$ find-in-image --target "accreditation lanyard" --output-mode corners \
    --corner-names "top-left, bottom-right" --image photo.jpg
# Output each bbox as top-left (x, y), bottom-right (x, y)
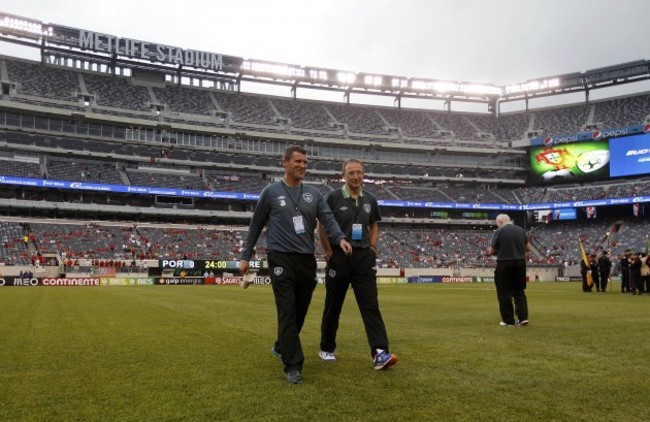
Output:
top-left (348, 195), bottom-right (364, 241)
top-left (282, 181), bottom-right (305, 234)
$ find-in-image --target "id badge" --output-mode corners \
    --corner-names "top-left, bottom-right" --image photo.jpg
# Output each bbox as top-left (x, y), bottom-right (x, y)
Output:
top-left (293, 215), bottom-right (305, 234)
top-left (351, 223), bottom-right (363, 240)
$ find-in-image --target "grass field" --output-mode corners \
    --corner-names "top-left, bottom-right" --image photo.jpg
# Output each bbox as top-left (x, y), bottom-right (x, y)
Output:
top-left (1, 282), bottom-right (649, 421)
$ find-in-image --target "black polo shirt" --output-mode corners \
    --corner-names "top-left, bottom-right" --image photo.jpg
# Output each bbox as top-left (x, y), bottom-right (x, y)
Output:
top-left (490, 222), bottom-right (527, 261)
top-left (324, 185), bottom-right (381, 249)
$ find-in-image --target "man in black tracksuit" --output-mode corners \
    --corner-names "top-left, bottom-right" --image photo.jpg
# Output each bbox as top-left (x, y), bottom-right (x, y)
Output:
top-left (317, 159), bottom-right (398, 370)
top-left (239, 145), bottom-right (352, 385)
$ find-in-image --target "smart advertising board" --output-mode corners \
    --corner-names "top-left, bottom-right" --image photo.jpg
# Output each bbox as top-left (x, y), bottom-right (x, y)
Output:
top-left (534, 208), bottom-right (578, 222)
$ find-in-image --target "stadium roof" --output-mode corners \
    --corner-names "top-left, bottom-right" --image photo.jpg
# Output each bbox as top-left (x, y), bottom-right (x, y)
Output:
top-left (2, 7), bottom-right (650, 112)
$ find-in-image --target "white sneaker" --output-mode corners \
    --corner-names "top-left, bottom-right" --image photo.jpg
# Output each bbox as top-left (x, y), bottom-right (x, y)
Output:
top-left (240, 273), bottom-right (255, 289)
top-left (318, 351), bottom-right (336, 361)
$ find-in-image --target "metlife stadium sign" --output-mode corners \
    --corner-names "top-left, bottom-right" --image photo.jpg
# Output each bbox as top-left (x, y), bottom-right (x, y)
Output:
top-left (42, 24), bottom-right (243, 74)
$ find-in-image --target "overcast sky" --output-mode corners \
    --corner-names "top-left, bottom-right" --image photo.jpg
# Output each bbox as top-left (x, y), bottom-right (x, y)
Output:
top-left (2, 0), bottom-right (650, 112)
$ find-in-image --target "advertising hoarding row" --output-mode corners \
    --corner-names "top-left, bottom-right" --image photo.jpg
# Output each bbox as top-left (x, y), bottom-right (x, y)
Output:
top-left (0, 276), bottom-right (271, 286)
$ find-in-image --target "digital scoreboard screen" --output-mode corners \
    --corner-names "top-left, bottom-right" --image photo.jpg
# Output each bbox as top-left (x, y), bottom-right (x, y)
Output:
top-left (530, 140), bottom-right (610, 184)
top-left (530, 130), bottom-right (650, 185)
top-left (159, 259), bottom-right (263, 271)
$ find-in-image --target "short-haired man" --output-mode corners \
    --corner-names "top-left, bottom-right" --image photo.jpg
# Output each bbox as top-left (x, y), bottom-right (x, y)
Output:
top-left (317, 159), bottom-right (398, 370)
top-left (488, 214), bottom-right (530, 327)
top-left (239, 145), bottom-right (352, 384)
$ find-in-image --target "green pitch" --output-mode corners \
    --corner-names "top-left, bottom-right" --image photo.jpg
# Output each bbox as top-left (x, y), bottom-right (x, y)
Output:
top-left (1, 283), bottom-right (648, 421)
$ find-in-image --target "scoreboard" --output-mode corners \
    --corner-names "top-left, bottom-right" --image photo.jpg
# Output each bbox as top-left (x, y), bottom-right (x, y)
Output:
top-left (530, 140), bottom-right (610, 184)
top-left (159, 259), bottom-right (263, 271)
top-left (530, 129), bottom-right (650, 185)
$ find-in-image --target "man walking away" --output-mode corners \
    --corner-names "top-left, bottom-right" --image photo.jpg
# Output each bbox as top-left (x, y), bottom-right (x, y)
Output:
top-left (487, 214), bottom-right (530, 327)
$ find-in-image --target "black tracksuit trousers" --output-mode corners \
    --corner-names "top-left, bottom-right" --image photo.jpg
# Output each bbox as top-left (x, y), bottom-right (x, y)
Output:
top-left (320, 247), bottom-right (389, 357)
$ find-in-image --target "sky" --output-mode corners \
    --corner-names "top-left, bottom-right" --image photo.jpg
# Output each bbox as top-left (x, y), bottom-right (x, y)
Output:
top-left (2, 0), bottom-right (650, 112)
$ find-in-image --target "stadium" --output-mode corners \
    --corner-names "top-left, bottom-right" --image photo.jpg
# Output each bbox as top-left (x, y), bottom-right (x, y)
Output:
top-left (1, 8), bottom-right (649, 422)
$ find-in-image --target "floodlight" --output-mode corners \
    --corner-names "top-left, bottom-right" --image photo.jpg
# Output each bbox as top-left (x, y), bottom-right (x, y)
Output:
top-left (391, 78), bottom-right (408, 89)
top-left (411, 80), bottom-right (459, 94)
top-left (432, 81), bottom-right (458, 94)
top-left (504, 78), bottom-right (560, 95)
top-left (337, 72), bottom-right (356, 85)
top-left (308, 69), bottom-right (328, 80)
top-left (241, 60), bottom-right (305, 79)
top-left (461, 83), bottom-right (501, 96)
top-left (0, 16), bottom-right (52, 37)
top-left (364, 75), bottom-right (383, 86)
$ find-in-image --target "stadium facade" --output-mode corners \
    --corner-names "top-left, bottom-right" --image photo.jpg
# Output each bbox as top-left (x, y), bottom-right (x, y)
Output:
top-left (0, 11), bottom-right (649, 281)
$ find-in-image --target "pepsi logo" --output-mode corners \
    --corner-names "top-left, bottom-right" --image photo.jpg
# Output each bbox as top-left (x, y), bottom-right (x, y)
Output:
top-left (643, 124), bottom-right (650, 133)
top-left (543, 137), bottom-right (553, 146)
top-left (592, 131), bottom-right (602, 140)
